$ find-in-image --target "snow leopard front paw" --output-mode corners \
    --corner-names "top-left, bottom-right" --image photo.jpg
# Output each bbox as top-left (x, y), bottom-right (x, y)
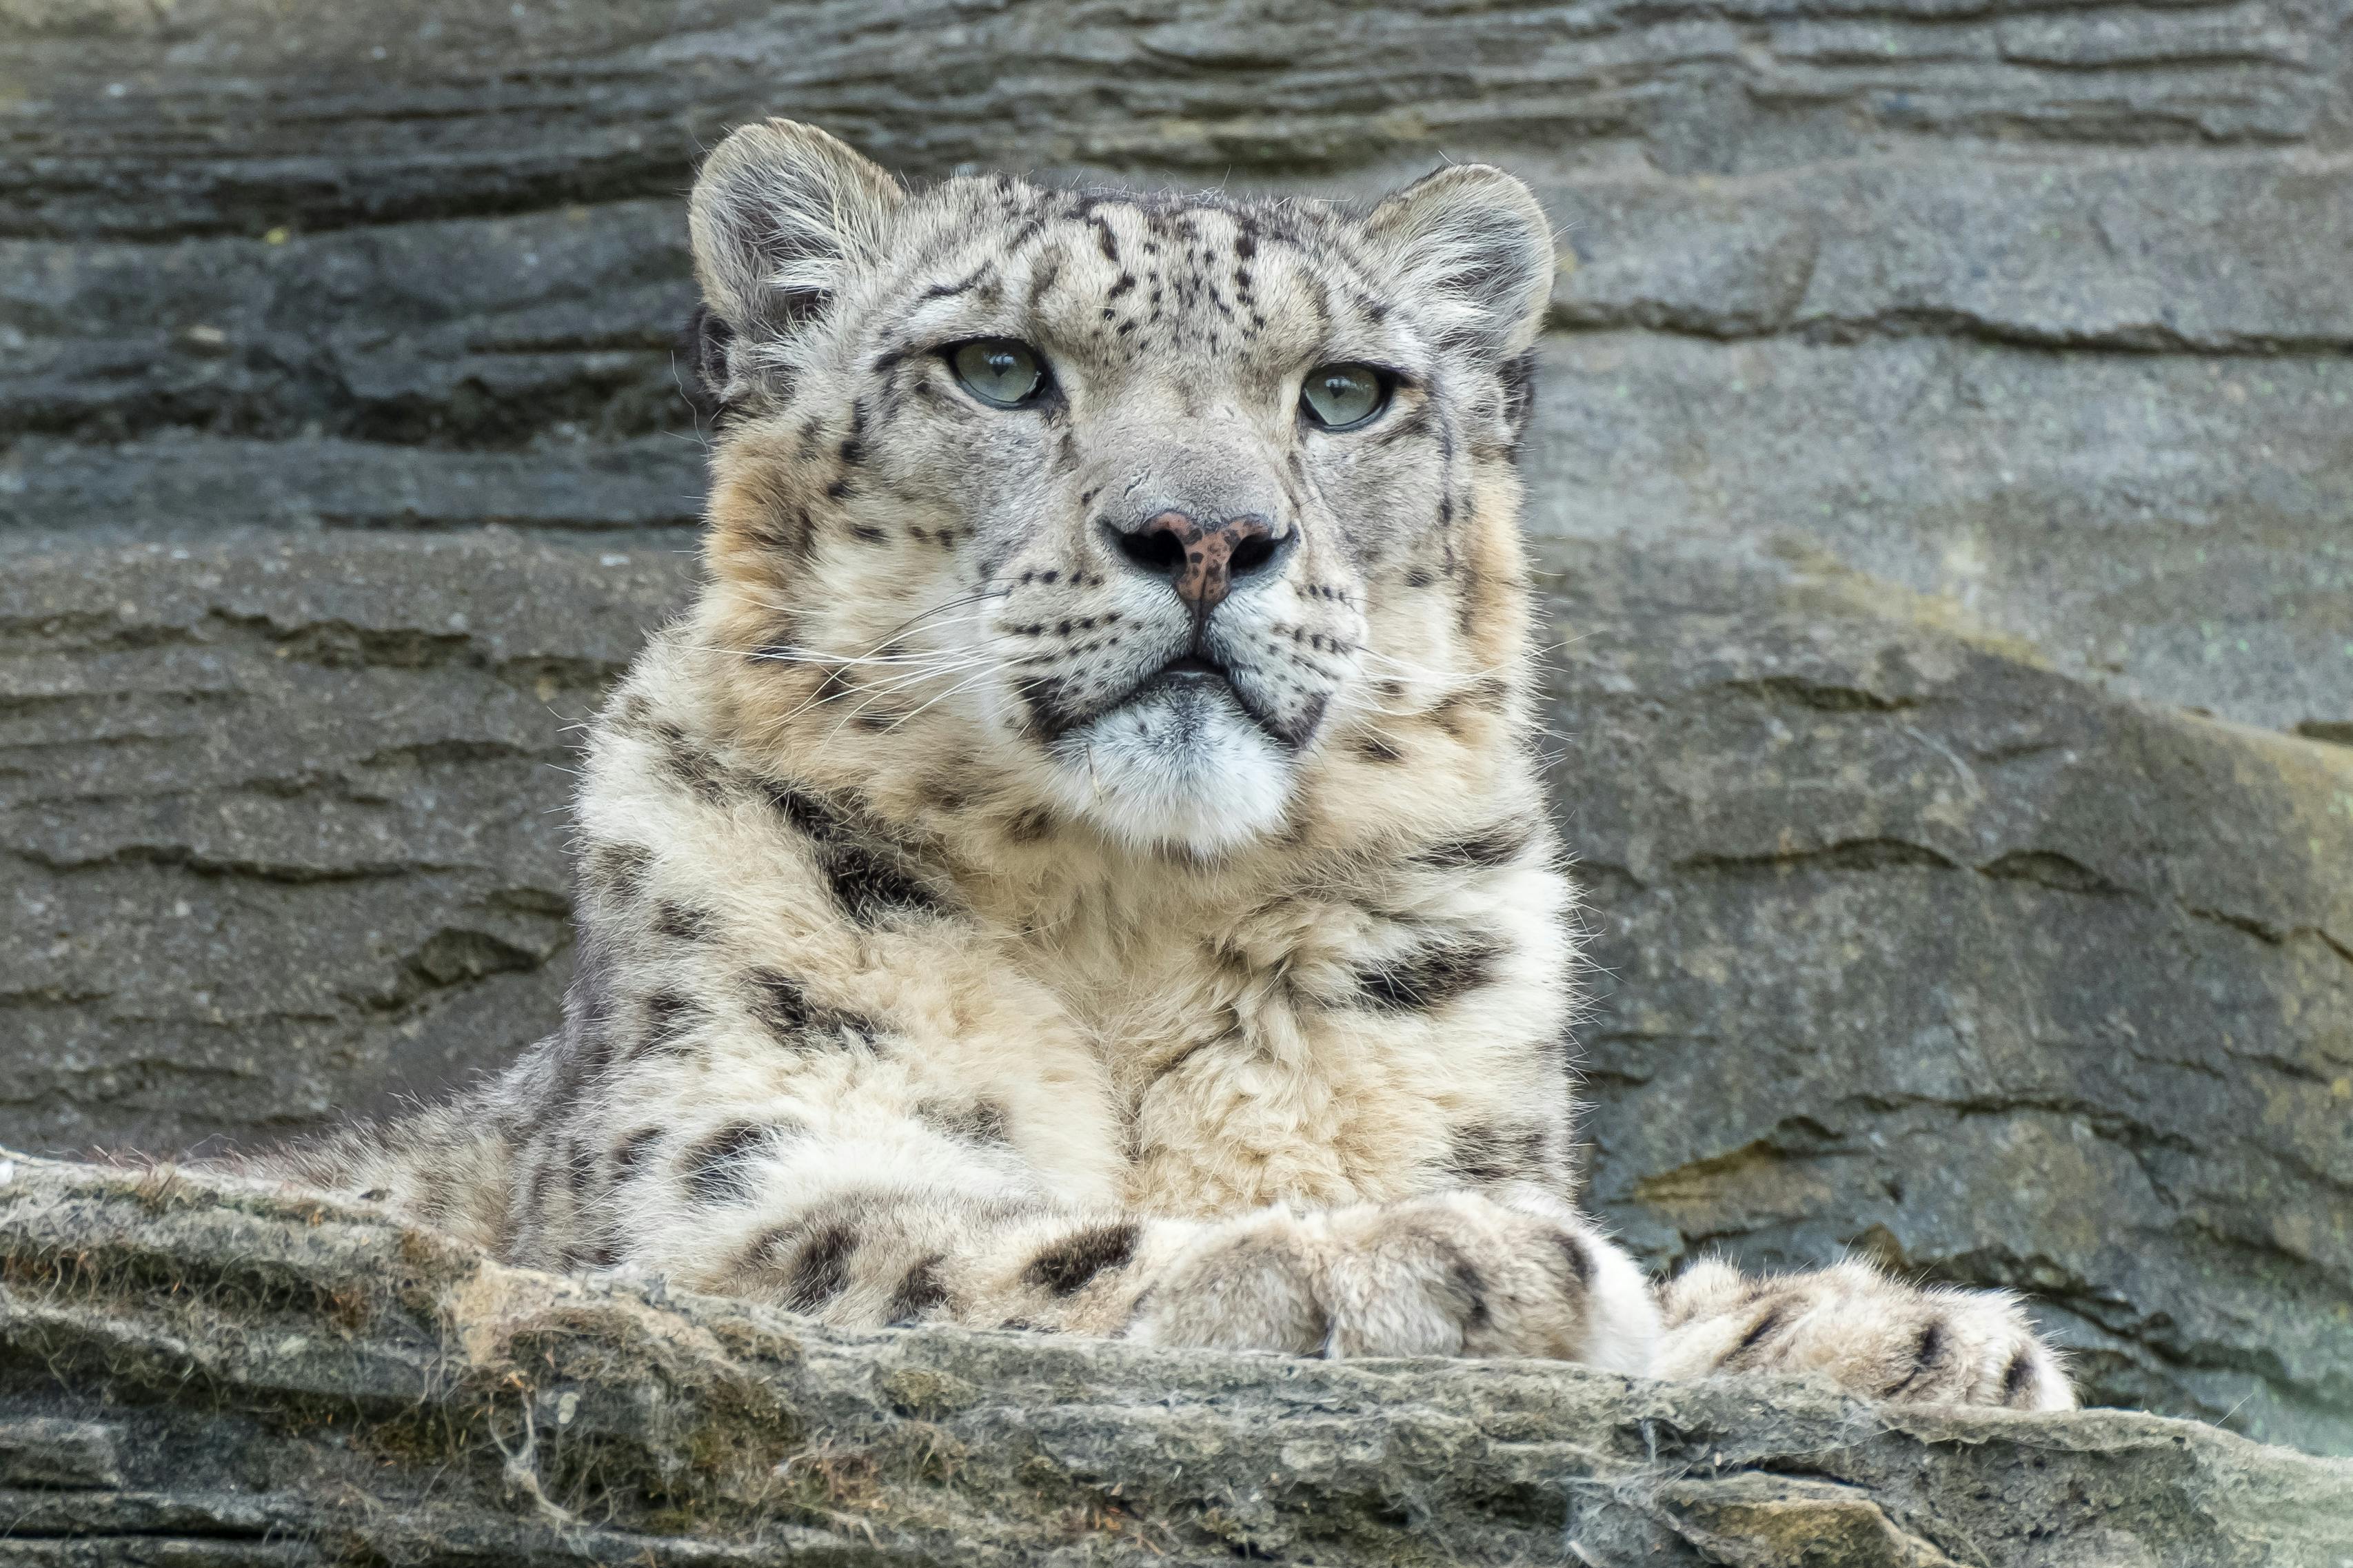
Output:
top-left (1122, 1190), bottom-right (1659, 1370)
top-left (1654, 1258), bottom-right (2074, 1410)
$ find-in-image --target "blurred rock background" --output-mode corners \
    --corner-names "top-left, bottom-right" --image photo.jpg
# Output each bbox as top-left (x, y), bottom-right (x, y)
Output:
top-left (1, 0), bottom-right (2347, 1454)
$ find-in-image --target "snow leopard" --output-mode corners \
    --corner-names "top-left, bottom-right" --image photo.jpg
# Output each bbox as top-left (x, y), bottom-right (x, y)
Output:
top-left (264, 119), bottom-right (2072, 1410)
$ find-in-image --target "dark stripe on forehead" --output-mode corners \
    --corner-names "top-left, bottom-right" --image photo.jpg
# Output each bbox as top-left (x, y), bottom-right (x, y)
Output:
top-left (1302, 269), bottom-right (1333, 338)
top-left (918, 262), bottom-right (996, 305)
top-left (1006, 212), bottom-right (1047, 251)
top-left (1024, 254), bottom-right (1063, 310)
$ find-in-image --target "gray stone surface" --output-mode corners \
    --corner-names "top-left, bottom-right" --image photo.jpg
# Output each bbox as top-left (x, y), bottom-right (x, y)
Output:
top-left (7, 0), bottom-right (2339, 239)
top-left (0, 201), bottom-right (693, 444)
top-left (0, 434), bottom-right (707, 536)
top-left (1522, 332), bottom-right (2353, 733)
top-left (3, 0), bottom-right (2349, 1474)
top-left (1539, 539), bottom-right (2353, 1457)
top-left (1543, 152), bottom-right (2353, 352)
top-left (3, 1152), bottom-right (2349, 1566)
top-left (0, 531), bottom-right (690, 1156)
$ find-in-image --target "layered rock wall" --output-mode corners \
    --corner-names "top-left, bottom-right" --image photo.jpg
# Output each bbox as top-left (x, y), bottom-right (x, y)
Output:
top-left (3, 0), bottom-right (2348, 1454)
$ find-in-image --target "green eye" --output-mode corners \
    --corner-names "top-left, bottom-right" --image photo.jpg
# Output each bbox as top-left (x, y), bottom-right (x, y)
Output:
top-left (949, 338), bottom-right (1046, 407)
top-left (1300, 363), bottom-right (1389, 430)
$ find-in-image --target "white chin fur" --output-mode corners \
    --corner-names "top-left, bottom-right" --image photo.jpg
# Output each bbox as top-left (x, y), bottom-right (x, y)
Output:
top-left (1041, 684), bottom-right (1293, 855)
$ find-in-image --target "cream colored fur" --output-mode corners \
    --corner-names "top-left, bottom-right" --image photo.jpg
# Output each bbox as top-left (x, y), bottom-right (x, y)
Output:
top-left (256, 121), bottom-right (2071, 1414)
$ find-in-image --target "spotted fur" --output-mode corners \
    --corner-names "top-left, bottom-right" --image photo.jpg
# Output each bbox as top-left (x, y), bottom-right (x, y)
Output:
top-left (250, 121), bottom-right (2070, 1412)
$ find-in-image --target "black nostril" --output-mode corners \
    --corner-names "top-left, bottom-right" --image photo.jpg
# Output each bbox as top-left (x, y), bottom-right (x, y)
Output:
top-left (1115, 524), bottom-right (1189, 578)
top-left (1228, 531), bottom-right (1278, 577)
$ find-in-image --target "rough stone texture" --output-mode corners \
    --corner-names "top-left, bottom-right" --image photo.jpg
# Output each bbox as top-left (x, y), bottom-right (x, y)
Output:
top-left (3, 0), bottom-right (2350, 1469)
top-left (0, 531), bottom-right (688, 1154)
top-left (1523, 330), bottom-right (2353, 735)
top-left (1539, 540), bottom-right (2353, 1458)
top-left (2, 1153), bottom-right (2348, 1567)
top-left (7, 0), bottom-right (2338, 241)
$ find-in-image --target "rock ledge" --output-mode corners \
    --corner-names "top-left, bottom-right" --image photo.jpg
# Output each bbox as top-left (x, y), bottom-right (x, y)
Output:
top-left (1, 1153), bottom-right (2345, 1566)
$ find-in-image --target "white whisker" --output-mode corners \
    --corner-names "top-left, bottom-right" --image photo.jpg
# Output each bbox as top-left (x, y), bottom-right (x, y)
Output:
top-left (876, 664), bottom-right (1007, 733)
top-left (785, 656), bottom-right (993, 727)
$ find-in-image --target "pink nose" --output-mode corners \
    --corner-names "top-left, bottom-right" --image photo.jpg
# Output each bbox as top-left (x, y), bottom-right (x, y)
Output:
top-left (1112, 509), bottom-right (1284, 614)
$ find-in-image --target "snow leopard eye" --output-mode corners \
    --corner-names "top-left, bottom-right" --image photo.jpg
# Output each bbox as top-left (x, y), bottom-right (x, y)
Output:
top-left (1300, 363), bottom-right (1391, 431)
top-left (948, 338), bottom-right (1047, 407)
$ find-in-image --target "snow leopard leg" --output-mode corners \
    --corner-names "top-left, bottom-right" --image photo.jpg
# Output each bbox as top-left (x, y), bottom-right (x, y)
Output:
top-left (614, 1125), bottom-right (1659, 1372)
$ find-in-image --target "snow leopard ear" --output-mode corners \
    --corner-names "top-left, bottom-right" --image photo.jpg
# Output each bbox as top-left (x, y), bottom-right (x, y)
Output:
top-left (1363, 163), bottom-right (1555, 360)
top-left (688, 119), bottom-right (906, 358)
